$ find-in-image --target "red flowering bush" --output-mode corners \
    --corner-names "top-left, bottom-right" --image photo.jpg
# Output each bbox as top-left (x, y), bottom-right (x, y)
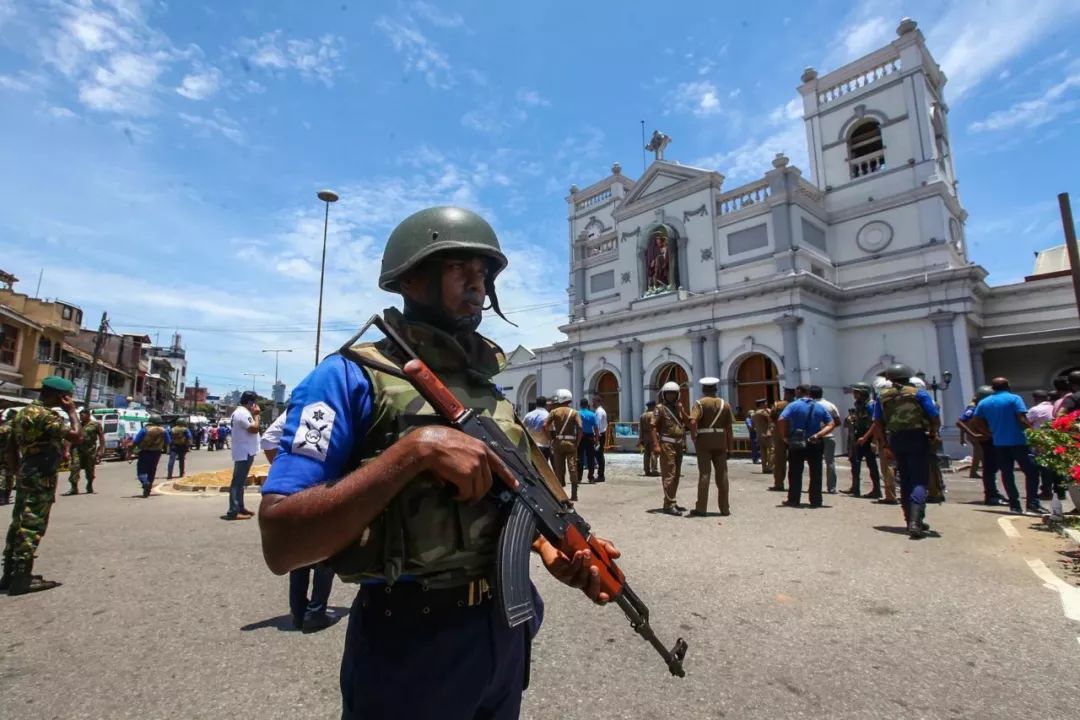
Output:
top-left (1028, 410), bottom-right (1080, 485)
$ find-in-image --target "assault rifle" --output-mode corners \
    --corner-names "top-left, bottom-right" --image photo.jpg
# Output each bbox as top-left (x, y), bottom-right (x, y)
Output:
top-left (345, 315), bottom-right (687, 678)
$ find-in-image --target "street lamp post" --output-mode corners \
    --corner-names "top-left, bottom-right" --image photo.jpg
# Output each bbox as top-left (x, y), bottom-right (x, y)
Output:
top-left (315, 189), bottom-right (340, 367)
top-left (262, 348), bottom-right (293, 420)
top-left (919, 370), bottom-right (953, 404)
top-left (242, 372), bottom-right (266, 392)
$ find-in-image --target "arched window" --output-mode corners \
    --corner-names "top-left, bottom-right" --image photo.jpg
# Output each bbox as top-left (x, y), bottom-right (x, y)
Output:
top-left (848, 120), bottom-right (885, 178)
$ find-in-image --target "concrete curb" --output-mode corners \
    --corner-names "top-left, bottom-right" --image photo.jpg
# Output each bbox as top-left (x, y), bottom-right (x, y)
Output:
top-left (154, 480), bottom-right (263, 496)
top-left (1064, 527), bottom-right (1080, 547)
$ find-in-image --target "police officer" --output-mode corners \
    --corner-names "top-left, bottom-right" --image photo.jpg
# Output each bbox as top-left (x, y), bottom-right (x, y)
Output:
top-left (640, 401), bottom-right (659, 476)
top-left (846, 383), bottom-right (881, 498)
top-left (167, 418), bottom-right (193, 479)
top-left (768, 388), bottom-right (796, 491)
top-left (750, 399), bottom-right (771, 474)
top-left (132, 415), bottom-right (171, 498)
top-left (0, 408), bottom-right (16, 505)
top-left (1, 376), bottom-right (82, 595)
top-left (689, 378), bottom-right (734, 517)
top-left (650, 381), bottom-right (689, 515)
top-left (257, 206), bottom-right (617, 718)
top-left (545, 389), bottom-right (583, 500)
top-left (65, 408), bottom-right (104, 495)
top-left (871, 363), bottom-right (940, 538)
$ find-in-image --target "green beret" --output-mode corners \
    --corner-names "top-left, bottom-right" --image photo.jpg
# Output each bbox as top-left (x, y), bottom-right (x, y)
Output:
top-left (41, 376), bottom-right (75, 393)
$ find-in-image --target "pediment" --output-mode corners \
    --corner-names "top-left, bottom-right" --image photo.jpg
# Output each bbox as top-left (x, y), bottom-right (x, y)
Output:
top-left (505, 345), bottom-right (536, 366)
top-left (620, 161), bottom-right (718, 208)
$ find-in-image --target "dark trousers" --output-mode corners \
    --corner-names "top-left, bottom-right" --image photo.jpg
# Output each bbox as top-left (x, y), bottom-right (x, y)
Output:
top-left (891, 430), bottom-right (930, 507)
top-left (749, 432), bottom-right (760, 463)
top-left (340, 586), bottom-right (541, 720)
top-left (594, 435), bottom-right (605, 480)
top-left (994, 445), bottom-right (1040, 508)
top-left (289, 564), bottom-right (334, 621)
top-left (228, 455), bottom-right (254, 515)
top-left (136, 451), bottom-right (162, 489)
top-left (167, 447), bottom-right (188, 478)
top-left (578, 436), bottom-right (596, 480)
top-left (787, 442), bottom-right (824, 507)
top-left (850, 442), bottom-right (881, 494)
top-left (979, 440), bottom-right (1003, 501)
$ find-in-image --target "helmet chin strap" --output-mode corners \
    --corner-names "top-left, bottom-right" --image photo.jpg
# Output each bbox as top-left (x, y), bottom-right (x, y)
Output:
top-left (401, 260), bottom-right (515, 332)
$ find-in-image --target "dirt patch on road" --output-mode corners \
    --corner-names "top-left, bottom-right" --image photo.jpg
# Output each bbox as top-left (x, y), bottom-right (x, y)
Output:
top-left (173, 464), bottom-right (270, 491)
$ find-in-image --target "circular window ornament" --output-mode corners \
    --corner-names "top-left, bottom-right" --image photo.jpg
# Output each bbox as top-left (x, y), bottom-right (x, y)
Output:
top-left (856, 221), bottom-right (893, 253)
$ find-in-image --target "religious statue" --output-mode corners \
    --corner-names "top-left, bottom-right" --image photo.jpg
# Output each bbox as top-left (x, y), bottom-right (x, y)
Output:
top-left (644, 226), bottom-right (676, 295)
top-left (645, 130), bottom-right (671, 161)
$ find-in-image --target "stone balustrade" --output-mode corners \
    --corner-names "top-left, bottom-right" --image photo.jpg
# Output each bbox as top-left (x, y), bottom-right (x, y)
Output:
top-left (817, 57), bottom-right (901, 105)
top-left (850, 149), bottom-right (886, 179)
top-left (580, 234), bottom-right (617, 260)
top-left (574, 188), bottom-right (612, 211)
top-left (717, 181), bottom-right (771, 215)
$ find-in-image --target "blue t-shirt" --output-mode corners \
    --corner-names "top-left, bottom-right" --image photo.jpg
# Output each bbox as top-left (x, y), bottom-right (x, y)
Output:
top-left (974, 391), bottom-right (1027, 446)
top-left (871, 388), bottom-right (939, 422)
top-left (262, 354), bottom-right (375, 497)
top-left (579, 408), bottom-right (597, 434)
top-left (779, 398), bottom-right (833, 437)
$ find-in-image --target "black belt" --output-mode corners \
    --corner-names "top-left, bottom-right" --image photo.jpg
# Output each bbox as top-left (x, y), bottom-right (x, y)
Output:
top-left (358, 578), bottom-right (493, 619)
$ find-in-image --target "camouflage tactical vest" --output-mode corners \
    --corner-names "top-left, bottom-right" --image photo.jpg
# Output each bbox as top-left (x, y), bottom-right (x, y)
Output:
top-left (879, 385), bottom-right (928, 433)
top-left (852, 402), bottom-right (874, 436)
top-left (171, 426), bottom-right (190, 447)
top-left (328, 309), bottom-right (524, 589)
top-left (141, 426), bottom-right (167, 452)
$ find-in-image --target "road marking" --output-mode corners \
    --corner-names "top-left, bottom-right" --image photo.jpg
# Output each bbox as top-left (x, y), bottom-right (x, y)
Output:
top-left (1025, 558), bottom-right (1080, 623)
top-left (997, 516), bottom-right (1021, 539)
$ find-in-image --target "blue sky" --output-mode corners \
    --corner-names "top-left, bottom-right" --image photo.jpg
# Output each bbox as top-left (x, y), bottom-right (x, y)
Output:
top-left (1, 0), bottom-right (1078, 398)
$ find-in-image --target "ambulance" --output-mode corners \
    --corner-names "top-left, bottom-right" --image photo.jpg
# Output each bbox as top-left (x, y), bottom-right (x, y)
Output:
top-left (92, 407), bottom-right (150, 460)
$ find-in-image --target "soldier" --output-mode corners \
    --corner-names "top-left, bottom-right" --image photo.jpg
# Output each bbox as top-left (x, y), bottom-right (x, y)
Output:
top-left (750, 399), bottom-right (771, 474)
top-left (871, 363), bottom-right (940, 538)
top-left (640, 401), bottom-right (659, 476)
top-left (64, 408), bottom-right (104, 495)
top-left (910, 376), bottom-right (946, 503)
top-left (132, 415), bottom-right (171, 498)
top-left (650, 381), bottom-right (689, 515)
top-left (768, 388), bottom-right (795, 491)
top-left (1, 376), bottom-right (82, 595)
top-left (167, 418), bottom-right (193, 479)
top-left (545, 389), bottom-right (583, 501)
top-left (846, 383), bottom-right (881, 498)
top-left (0, 408), bottom-right (15, 505)
top-left (257, 206), bottom-right (616, 717)
top-left (689, 378), bottom-right (734, 517)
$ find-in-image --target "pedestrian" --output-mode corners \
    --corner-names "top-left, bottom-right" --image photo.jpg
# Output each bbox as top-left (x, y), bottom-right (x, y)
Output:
top-left (751, 399), bottom-right (771, 475)
top-left (591, 394), bottom-right (608, 482)
top-left (688, 378), bottom-right (733, 517)
top-left (746, 413), bottom-right (759, 464)
top-left (224, 391), bottom-right (260, 520)
top-left (522, 396), bottom-right (552, 463)
top-left (1, 376), bottom-right (82, 595)
top-left (778, 385), bottom-right (835, 509)
top-left (257, 206), bottom-right (614, 718)
top-left (261, 411), bottom-right (335, 632)
top-left (957, 395), bottom-right (984, 478)
top-left (577, 399), bottom-right (598, 484)
top-left (809, 386), bottom-right (841, 493)
top-left (222, 422), bottom-right (231, 449)
top-left (64, 408), bottom-right (104, 495)
top-left (908, 376), bottom-right (946, 503)
top-left (167, 418), bottom-right (193, 479)
top-left (1054, 370), bottom-right (1080, 418)
top-left (871, 364), bottom-right (940, 537)
top-left (639, 401), bottom-right (659, 476)
top-left (970, 377), bottom-right (1048, 515)
top-left (545, 389), bottom-right (582, 500)
top-left (1027, 389), bottom-right (1057, 500)
top-left (191, 423), bottom-right (202, 451)
top-left (0, 408), bottom-right (15, 505)
top-left (845, 383), bottom-right (881, 498)
top-left (650, 381), bottom-right (689, 515)
top-left (768, 388), bottom-right (796, 491)
top-left (207, 425), bottom-right (218, 451)
top-left (132, 415), bottom-right (171, 498)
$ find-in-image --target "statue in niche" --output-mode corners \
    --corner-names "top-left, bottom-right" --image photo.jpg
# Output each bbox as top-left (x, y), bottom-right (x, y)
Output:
top-left (644, 226), bottom-right (677, 296)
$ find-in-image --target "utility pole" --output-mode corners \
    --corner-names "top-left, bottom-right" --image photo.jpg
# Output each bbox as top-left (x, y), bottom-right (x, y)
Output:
top-left (261, 348), bottom-right (293, 386)
top-left (1058, 192), bottom-right (1080, 322)
top-left (315, 189), bottom-right (340, 366)
top-left (83, 312), bottom-right (108, 409)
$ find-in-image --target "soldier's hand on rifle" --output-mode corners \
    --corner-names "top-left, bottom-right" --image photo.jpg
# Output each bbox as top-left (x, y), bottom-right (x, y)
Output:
top-left (535, 534), bottom-right (621, 605)
top-left (411, 425), bottom-right (517, 502)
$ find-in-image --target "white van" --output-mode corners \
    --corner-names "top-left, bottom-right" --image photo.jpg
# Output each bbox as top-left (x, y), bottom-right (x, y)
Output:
top-left (92, 408), bottom-right (150, 460)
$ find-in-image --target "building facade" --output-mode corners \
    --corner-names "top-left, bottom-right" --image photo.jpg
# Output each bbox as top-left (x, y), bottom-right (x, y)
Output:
top-left (494, 18), bottom-right (1080, 456)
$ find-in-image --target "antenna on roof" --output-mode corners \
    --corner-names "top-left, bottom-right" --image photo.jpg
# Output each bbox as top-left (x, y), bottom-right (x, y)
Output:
top-left (640, 120), bottom-right (646, 172)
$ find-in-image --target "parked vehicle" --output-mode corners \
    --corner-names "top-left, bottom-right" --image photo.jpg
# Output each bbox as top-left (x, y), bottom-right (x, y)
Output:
top-left (92, 408), bottom-right (150, 460)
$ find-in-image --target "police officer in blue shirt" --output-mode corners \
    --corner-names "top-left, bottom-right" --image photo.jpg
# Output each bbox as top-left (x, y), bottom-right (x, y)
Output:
top-left (970, 377), bottom-right (1047, 515)
top-left (258, 207), bottom-right (618, 720)
top-left (778, 384), bottom-right (836, 508)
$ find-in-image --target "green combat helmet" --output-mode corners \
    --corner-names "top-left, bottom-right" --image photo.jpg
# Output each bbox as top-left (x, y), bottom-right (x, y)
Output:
top-left (148, 414), bottom-right (163, 425)
top-left (975, 385), bottom-right (993, 401)
top-left (850, 382), bottom-right (871, 397)
top-left (378, 206), bottom-right (513, 324)
top-left (882, 363), bottom-right (915, 383)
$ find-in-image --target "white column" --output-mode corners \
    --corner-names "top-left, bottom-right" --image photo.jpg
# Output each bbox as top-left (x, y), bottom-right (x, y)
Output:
top-left (630, 340), bottom-right (644, 417)
top-left (618, 342), bottom-right (633, 422)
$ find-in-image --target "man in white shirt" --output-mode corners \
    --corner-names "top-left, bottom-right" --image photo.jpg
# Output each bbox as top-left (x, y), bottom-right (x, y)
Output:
top-left (591, 395), bottom-right (609, 483)
top-left (810, 386), bottom-right (841, 494)
top-left (225, 391), bottom-right (261, 521)
top-left (521, 397), bottom-right (552, 462)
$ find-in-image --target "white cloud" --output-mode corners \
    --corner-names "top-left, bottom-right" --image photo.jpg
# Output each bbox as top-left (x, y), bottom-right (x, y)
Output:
top-left (409, 1), bottom-right (466, 29)
top-left (236, 31), bottom-right (345, 86)
top-left (178, 108), bottom-right (244, 145)
top-left (0, 74), bottom-right (31, 91)
top-left (79, 49), bottom-right (169, 115)
top-left (768, 98), bottom-right (802, 125)
top-left (671, 80), bottom-right (724, 117)
top-left (374, 15), bottom-right (454, 88)
top-left (834, 16), bottom-right (891, 65)
top-left (695, 111), bottom-right (808, 184)
top-left (176, 66), bottom-right (221, 100)
top-left (969, 70), bottom-right (1080, 132)
top-left (461, 106), bottom-right (508, 134)
top-left (47, 105), bottom-right (78, 119)
top-left (0, 0), bottom-right (15, 29)
top-left (516, 88), bottom-right (549, 107)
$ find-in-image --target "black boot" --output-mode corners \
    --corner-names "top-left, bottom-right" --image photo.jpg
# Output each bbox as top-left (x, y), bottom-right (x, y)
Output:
top-left (85, 481), bottom-right (94, 494)
top-left (0, 487), bottom-right (9, 505)
top-left (7, 561), bottom-right (61, 596)
top-left (0, 557), bottom-right (11, 592)
top-left (907, 503), bottom-right (926, 539)
top-left (62, 483), bottom-right (78, 496)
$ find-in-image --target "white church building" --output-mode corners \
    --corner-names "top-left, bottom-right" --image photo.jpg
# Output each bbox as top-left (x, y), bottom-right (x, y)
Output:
top-left (494, 18), bottom-right (1079, 456)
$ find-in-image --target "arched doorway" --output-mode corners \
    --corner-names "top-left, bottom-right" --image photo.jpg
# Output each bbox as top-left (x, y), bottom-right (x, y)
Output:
top-left (653, 362), bottom-right (690, 409)
top-left (734, 354), bottom-right (779, 418)
top-left (590, 370), bottom-right (620, 423)
top-left (517, 376), bottom-right (537, 415)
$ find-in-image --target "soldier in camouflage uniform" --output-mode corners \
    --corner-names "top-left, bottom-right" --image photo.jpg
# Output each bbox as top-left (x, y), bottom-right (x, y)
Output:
top-left (257, 206), bottom-right (618, 718)
top-left (65, 408), bottom-right (104, 495)
top-left (845, 383), bottom-right (881, 498)
top-left (2, 376), bottom-right (82, 595)
top-left (0, 408), bottom-right (15, 506)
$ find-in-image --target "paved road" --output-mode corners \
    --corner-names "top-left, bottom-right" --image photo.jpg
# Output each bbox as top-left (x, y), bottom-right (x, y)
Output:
top-left (2, 450), bottom-right (1078, 719)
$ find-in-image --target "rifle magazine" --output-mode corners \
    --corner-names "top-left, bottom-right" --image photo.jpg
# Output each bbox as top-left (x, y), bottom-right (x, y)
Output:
top-left (496, 497), bottom-right (537, 628)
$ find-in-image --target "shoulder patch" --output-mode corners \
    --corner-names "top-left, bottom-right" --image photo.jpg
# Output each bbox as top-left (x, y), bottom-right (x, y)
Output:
top-left (292, 401), bottom-right (336, 462)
